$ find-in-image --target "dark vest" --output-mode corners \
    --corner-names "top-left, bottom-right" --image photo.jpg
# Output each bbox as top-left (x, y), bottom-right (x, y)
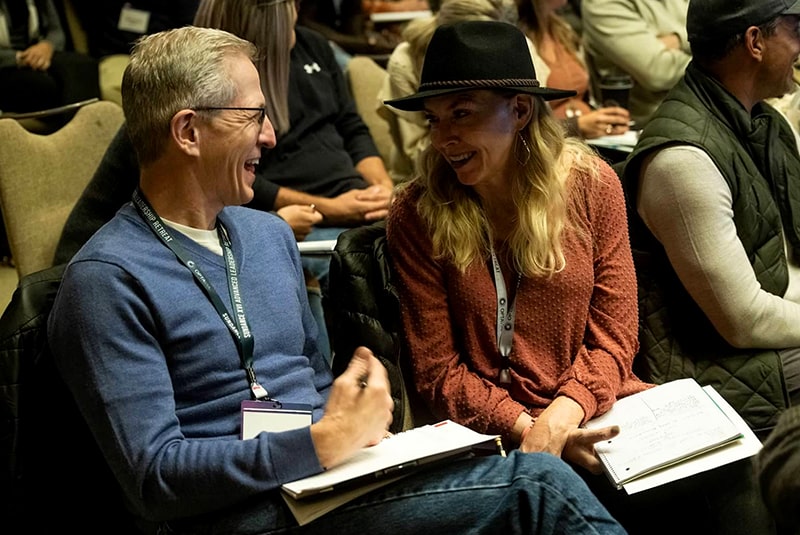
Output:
top-left (621, 62), bottom-right (799, 434)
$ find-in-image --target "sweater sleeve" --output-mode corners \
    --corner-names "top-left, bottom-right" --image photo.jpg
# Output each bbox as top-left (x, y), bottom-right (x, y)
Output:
top-left (39, 0), bottom-right (65, 50)
top-left (380, 43), bottom-right (429, 168)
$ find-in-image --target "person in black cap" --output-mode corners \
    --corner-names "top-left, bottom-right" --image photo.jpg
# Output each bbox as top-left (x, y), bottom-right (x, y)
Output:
top-left (619, 0), bottom-right (800, 531)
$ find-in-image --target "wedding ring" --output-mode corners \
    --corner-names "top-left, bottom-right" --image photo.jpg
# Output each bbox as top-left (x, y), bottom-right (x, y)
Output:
top-left (606, 124), bottom-right (614, 135)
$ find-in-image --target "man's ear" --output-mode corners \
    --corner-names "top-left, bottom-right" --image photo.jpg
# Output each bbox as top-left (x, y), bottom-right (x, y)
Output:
top-left (513, 94), bottom-right (534, 129)
top-left (171, 109), bottom-right (201, 157)
top-left (744, 25), bottom-right (765, 61)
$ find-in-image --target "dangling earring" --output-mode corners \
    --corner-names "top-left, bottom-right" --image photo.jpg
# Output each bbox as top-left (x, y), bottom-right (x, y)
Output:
top-left (517, 132), bottom-right (531, 166)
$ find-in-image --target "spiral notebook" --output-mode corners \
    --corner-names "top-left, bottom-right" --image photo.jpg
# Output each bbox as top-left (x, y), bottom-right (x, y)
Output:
top-left (584, 378), bottom-right (757, 493)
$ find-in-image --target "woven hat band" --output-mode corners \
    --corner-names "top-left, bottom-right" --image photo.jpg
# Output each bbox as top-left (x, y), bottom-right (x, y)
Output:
top-left (418, 79), bottom-right (542, 91)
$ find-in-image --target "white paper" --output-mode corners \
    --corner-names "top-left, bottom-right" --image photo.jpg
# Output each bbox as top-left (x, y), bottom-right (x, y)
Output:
top-left (585, 378), bottom-right (744, 488)
top-left (586, 130), bottom-right (640, 152)
top-left (296, 239), bottom-right (337, 255)
top-left (621, 386), bottom-right (762, 494)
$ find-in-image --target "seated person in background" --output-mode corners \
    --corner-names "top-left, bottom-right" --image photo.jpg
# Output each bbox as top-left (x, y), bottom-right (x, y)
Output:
top-left (385, 19), bottom-right (776, 535)
top-left (69, 1), bottom-right (201, 105)
top-left (197, 0), bottom-right (394, 290)
top-left (581, 0), bottom-right (691, 127)
top-left (517, 0), bottom-right (630, 139)
top-left (47, 24), bottom-right (629, 534)
top-left (621, 0), bottom-right (800, 431)
top-left (0, 0), bottom-right (99, 122)
top-left (296, 0), bottom-right (410, 66)
top-left (378, 0), bottom-right (530, 181)
top-left (755, 405), bottom-right (800, 533)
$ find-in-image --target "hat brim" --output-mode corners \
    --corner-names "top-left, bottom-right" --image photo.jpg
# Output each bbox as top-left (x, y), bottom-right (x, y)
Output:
top-left (384, 85), bottom-right (577, 112)
top-left (787, 0), bottom-right (800, 15)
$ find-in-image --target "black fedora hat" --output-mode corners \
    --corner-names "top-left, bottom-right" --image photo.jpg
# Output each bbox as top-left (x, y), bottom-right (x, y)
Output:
top-left (384, 20), bottom-right (576, 112)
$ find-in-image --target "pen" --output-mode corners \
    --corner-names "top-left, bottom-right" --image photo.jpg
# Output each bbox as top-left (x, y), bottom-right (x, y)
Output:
top-left (495, 436), bottom-right (506, 457)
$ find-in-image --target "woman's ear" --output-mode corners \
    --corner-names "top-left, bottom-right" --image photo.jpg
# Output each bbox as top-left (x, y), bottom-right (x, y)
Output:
top-left (513, 94), bottom-right (534, 129)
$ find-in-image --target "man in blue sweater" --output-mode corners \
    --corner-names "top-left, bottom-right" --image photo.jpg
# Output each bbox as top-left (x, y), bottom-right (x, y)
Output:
top-left (46, 25), bottom-right (626, 534)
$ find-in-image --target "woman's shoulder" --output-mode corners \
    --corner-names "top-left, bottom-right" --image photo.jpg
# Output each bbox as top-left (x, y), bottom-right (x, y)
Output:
top-left (563, 146), bottom-right (621, 197)
top-left (387, 182), bottom-right (423, 222)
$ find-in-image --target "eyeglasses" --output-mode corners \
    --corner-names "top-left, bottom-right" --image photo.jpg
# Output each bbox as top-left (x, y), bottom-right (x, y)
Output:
top-left (192, 106), bottom-right (267, 126)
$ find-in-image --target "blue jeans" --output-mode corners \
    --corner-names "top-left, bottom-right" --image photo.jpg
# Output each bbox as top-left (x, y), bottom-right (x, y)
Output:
top-left (154, 452), bottom-right (626, 534)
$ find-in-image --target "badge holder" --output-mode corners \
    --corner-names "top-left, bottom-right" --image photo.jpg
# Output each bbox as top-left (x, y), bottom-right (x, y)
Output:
top-left (240, 400), bottom-right (312, 440)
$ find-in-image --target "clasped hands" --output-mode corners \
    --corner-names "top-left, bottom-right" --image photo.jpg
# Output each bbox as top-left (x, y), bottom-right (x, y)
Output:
top-left (518, 397), bottom-right (620, 474)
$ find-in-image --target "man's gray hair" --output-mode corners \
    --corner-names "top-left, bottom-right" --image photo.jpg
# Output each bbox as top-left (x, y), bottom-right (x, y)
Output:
top-left (122, 26), bottom-right (258, 166)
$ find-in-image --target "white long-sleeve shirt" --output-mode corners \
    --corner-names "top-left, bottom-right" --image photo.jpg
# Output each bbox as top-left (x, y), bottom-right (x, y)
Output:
top-left (638, 145), bottom-right (800, 348)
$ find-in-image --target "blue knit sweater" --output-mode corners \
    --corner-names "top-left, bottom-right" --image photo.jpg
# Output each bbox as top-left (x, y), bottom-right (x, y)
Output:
top-left (48, 203), bottom-right (333, 522)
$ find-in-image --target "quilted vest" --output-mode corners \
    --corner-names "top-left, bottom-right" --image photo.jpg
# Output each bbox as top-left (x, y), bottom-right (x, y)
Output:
top-left (622, 63), bottom-right (796, 434)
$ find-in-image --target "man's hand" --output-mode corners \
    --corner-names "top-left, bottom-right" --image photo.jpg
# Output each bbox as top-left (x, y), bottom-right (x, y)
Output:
top-left (315, 185), bottom-right (392, 226)
top-left (276, 204), bottom-right (323, 241)
top-left (310, 347), bottom-right (393, 469)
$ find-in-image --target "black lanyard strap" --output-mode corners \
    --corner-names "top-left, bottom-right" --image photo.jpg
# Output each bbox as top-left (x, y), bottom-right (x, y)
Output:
top-left (132, 189), bottom-right (268, 400)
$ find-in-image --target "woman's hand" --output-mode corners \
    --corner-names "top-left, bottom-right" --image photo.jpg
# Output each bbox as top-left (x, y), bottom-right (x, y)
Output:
top-left (577, 107), bottom-right (631, 139)
top-left (518, 397), bottom-right (620, 473)
top-left (561, 425), bottom-right (619, 473)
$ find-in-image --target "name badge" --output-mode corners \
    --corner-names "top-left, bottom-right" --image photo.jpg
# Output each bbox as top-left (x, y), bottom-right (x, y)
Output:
top-left (240, 400), bottom-right (312, 440)
top-left (118, 5), bottom-right (150, 34)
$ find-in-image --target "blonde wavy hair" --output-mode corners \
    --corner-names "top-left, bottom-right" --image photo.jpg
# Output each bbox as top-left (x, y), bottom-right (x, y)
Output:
top-left (412, 94), bottom-right (598, 278)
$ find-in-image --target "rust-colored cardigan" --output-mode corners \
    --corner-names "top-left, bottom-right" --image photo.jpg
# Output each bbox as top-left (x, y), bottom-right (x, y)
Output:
top-left (386, 160), bottom-right (651, 442)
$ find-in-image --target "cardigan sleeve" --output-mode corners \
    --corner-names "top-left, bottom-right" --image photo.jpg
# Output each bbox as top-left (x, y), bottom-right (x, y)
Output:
top-left (555, 160), bottom-right (644, 421)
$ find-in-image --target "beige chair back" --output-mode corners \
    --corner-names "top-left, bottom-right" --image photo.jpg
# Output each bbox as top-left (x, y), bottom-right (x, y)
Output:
top-left (0, 100), bottom-right (125, 278)
top-left (347, 55), bottom-right (394, 166)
